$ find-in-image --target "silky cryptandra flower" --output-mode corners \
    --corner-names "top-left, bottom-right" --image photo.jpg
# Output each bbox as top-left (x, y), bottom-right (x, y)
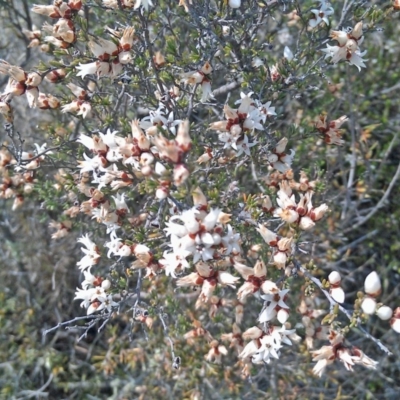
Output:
top-left (221, 324), bottom-right (244, 355)
top-left (209, 92), bottom-right (265, 155)
top-left (309, 1), bottom-right (334, 28)
top-left (315, 114), bottom-right (348, 145)
top-left (234, 259), bottom-right (268, 302)
top-left (42, 18), bottom-right (76, 46)
top-left (76, 27), bottom-right (135, 79)
top-left (240, 325), bottom-right (296, 365)
top-left (273, 184), bottom-right (328, 230)
top-left (181, 61), bottom-right (213, 102)
top-left (259, 286), bottom-right (290, 324)
top-left (139, 105), bottom-right (181, 136)
top-left (322, 22), bottom-right (367, 71)
top-left (311, 330), bottom-right (377, 376)
top-left (37, 93), bottom-right (60, 110)
top-left (76, 234), bottom-right (101, 271)
top-left (298, 297), bottom-right (327, 349)
top-left (0, 61), bottom-right (42, 107)
top-left (267, 138), bottom-right (295, 172)
top-left (205, 340), bottom-right (228, 364)
top-left (257, 223), bottom-right (293, 270)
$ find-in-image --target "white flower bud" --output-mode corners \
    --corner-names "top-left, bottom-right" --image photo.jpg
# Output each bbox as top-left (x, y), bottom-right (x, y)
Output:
top-left (352, 22), bottom-right (363, 40)
top-left (212, 233), bottom-right (222, 245)
top-left (155, 162), bottom-right (168, 176)
top-left (277, 309), bottom-right (289, 324)
top-left (376, 305), bottom-right (393, 320)
top-left (156, 187), bottom-right (168, 200)
top-left (328, 271), bottom-right (341, 285)
top-left (361, 297), bottom-right (377, 315)
top-left (101, 279), bottom-right (111, 290)
top-left (222, 26), bottom-right (230, 36)
top-left (228, 0), bottom-right (241, 8)
top-left (257, 224), bottom-right (278, 246)
top-left (364, 271), bottom-right (381, 297)
top-left (118, 244), bottom-right (132, 257)
top-left (299, 216), bottom-right (315, 230)
top-left (330, 287), bottom-right (345, 303)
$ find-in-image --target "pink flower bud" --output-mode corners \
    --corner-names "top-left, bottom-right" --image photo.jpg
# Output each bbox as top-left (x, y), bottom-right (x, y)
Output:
top-left (390, 307), bottom-right (400, 333)
top-left (173, 164), bottom-right (190, 186)
top-left (364, 271), bottom-right (381, 297)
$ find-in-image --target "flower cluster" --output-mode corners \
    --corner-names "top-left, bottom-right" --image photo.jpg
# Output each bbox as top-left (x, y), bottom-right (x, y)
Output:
top-left (0, 61), bottom-right (43, 108)
top-left (76, 27), bottom-right (136, 79)
top-left (315, 114), bottom-right (348, 145)
top-left (1, 0), bottom-right (399, 388)
top-left (239, 325), bottom-right (296, 365)
top-left (160, 193), bottom-right (241, 279)
top-left (209, 92), bottom-right (277, 158)
top-left (322, 22), bottom-right (368, 70)
top-left (311, 330), bottom-right (377, 376)
top-left (360, 271), bottom-right (400, 334)
top-left (181, 61), bottom-right (213, 103)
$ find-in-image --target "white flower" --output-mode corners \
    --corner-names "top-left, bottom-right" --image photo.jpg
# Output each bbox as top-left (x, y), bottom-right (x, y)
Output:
top-left (221, 224), bottom-right (241, 255)
top-left (259, 288), bottom-right (290, 323)
top-left (239, 340), bottom-right (260, 360)
top-left (160, 249), bottom-right (191, 278)
top-left (232, 134), bottom-right (257, 156)
top-left (81, 269), bottom-right (96, 290)
top-left (74, 287), bottom-right (98, 308)
top-left (322, 44), bottom-right (368, 71)
top-left (76, 62), bottom-right (98, 78)
top-left (309, 2), bottom-right (334, 28)
top-left (77, 234), bottom-right (100, 271)
top-left (97, 294), bottom-right (119, 313)
top-left (112, 193), bottom-right (130, 213)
